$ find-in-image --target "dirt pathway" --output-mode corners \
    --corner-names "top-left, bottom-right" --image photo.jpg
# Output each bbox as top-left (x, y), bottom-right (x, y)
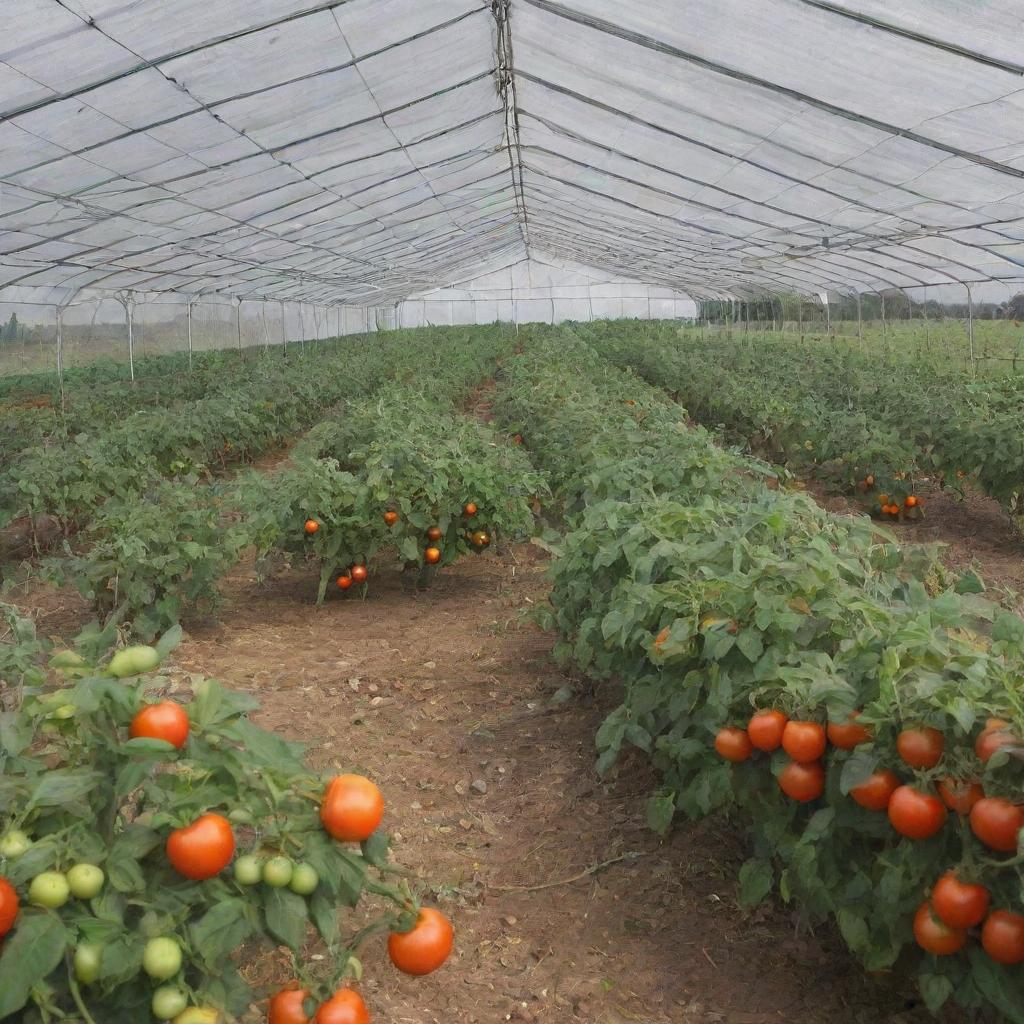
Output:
top-left (155, 547), bottom-right (936, 1024)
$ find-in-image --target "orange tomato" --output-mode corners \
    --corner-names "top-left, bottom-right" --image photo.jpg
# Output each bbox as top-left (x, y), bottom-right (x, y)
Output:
top-left (337, 575), bottom-right (352, 590)
top-left (426, 526), bottom-right (443, 543)
top-left (463, 502), bottom-right (478, 517)
top-left (850, 770), bottom-right (900, 811)
top-left (350, 564), bottom-right (368, 584)
top-left (826, 711), bottom-right (870, 750)
top-left (747, 709), bottom-right (788, 752)
top-left (313, 990), bottom-right (369, 1024)
top-left (781, 720), bottom-right (827, 763)
top-left (166, 813), bottom-right (235, 880)
top-left (383, 510), bottom-right (399, 526)
top-left (388, 907), bottom-right (454, 976)
top-left (778, 760), bottom-right (825, 802)
top-left (0, 877), bottom-right (18, 937)
top-left (905, 495), bottom-right (918, 508)
top-left (304, 520), bottom-right (319, 535)
top-left (320, 774), bottom-right (383, 842)
top-left (714, 728), bottom-right (753, 763)
top-left (896, 727), bottom-right (944, 769)
top-left (130, 701), bottom-right (189, 749)
top-left (937, 778), bottom-right (984, 816)
top-left (424, 547), bottom-right (441, 565)
top-left (913, 901), bottom-right (966, 956)
top-left (269, 988), bottom-right (312, 1024)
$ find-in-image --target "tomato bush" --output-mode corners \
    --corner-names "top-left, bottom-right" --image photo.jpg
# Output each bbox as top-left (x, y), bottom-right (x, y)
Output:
top-left (494, 328), bottom-right (1024, 1021)
top-left (0, 621), bottom-right (442, 1023)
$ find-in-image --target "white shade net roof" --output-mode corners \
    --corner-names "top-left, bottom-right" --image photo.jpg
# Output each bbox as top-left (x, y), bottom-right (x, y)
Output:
top-left (3, 0), bottom-right (1024, 306)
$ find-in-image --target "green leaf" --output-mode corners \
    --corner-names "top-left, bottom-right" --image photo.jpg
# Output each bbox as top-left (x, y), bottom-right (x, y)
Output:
top-left (738, 859), bottom-right (773, 908)
top-left (0, 913), bottom-right (68, 1018)
top-left (838, 750), bottom-right (878, 795)
top-left (918, 973), bottom-right (953, 1013)
top-left (190, 898), bottom-right (255, 965)
top-left (26, 769), bottom-right (104, 810)
top-left (645, 792), bottom-right (676, 836)
top-left (836, 908), bottom-right (869, 954)
top-left (360, 831), bottom-right (390, 869)
top-left (154, 624), bottom-right (183, 659)
top-left (309, 889), bottom-right (341, 948)
top-left (264, 888), bottom-right (308, 951)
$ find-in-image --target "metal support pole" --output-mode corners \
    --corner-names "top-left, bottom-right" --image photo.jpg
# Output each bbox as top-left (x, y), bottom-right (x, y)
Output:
top-left (966, 284), bottom-right (976, 376)
top-left (187, 296), bottom-right (196, 371)
top-left (856, 292), bottom-right (863, 343)
top-left (55, 305), bottom-right (66, 412)
top-left (126, 293), bottom-right (136, 382)
top-left (825, 293), bottom-right (831, 333)
top-left (880, 292), bottom-right (886, 342)
top-left (280, 301), bottom-right (287, 356)
top-left (235, 299), bottom-right (243, 354)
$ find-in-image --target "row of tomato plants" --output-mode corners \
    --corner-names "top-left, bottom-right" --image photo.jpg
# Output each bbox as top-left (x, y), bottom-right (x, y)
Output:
top-left (0, 604), bottom-right (454, 1023)
top-left (0, 339), bottom-right (398, 540)
top-left (0, 348), bottom-right (320, 475)
top-left (584, 320), bottom-right (1024, 518)
top-left (493, 326), bottom-right (1023, 1021)
top-left (47, 328), bottom-right (544, 638)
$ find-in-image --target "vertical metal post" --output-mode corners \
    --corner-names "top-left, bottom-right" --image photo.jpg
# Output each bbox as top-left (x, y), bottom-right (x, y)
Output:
top-left (880, 291), bottom-right (886, 342)
top-left (856, 292), bottom-right (863, 343)
top-left (55, 305), bottom-right (66, 412)
top-left (187, 296), bottom-right (195, 371)
top-left (966, 284), bottom-right (976, 376)
top-left (126, 293), bottom-right (136, 382)
top-left (280, 301), bottom-right (287, 356)
top-left (235, 299), bottom-right (243, 354)
top-left (825, 293), bottom-right (831, 333)
top-left (797, 293), bottom-right (803, 335)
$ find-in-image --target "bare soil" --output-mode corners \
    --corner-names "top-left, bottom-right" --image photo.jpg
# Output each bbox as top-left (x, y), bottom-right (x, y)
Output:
top-left (11, 544), bottom-right (951, 1024)
top-left (807, 480), bottom-right (1024, 614)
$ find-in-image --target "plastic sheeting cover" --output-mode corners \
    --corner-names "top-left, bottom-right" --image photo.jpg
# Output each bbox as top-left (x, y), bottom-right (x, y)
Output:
top-left (2, 0), bottom-right (1024, 305)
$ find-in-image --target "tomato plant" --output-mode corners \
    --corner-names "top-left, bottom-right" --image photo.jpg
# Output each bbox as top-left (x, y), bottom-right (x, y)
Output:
top-left (0, 621), bottom-right (446, 1022)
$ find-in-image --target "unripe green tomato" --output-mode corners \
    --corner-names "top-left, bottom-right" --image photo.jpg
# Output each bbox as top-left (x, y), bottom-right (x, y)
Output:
top-left (172, 1009), bottom-right (221, 1024)
top-left (108, 644), bottom-right (161, 679)
top-left (142, 937), bottom-right (183, 980)
top-left (288, 862), bottom-right (319, 896)
top-left (67, 863), bottom-right (105, 899)
top-left (0, 829), bottom-right (31, 859)
top-left (262, 856), bottom-right (293, 888)
top-left (52, 704), bottom-right (77, 720)
top-left (29, 871), bottom-right (70, 909)
top-left (74, 943), bottom-right (102, 984)
top-left (227, 808), bottom-right (253, 825)
top-left (233, 854), bottom-right (262, 886)
top-left (206, 733), bottom-right (222, 748)
top-left (152, 986), bottom-right (189, 1021)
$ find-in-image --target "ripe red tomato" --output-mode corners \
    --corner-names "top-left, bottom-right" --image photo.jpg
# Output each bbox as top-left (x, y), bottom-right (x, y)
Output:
top-left (975, 727), bottom-right (1016, 763)
top-left (388, 907), bottom-right (454, 976)
top-left (932, 872), bottom-right (990, 929)
top-left (130, 701), bottom-right (189, 749)
top-left (0, 877), bottom-right (18, 937)
top-left (336, 575), bottom-right (352, 590)
top-left (747, 710), bottom-right (787, 752)
top-left (463, 502), bottom-right (478, 517)
top-left (313, 989), bottom-right (369, 1024)
top-left (424, 546), bottom-right (441, 565)
top-left (426, 526), bottom-right (443, 543)
top-left (913, 901), bottom-right (967, 956)
top-left (269, 988), bottom-right (311, 1024)
top-left (850, 770), bottom-right (900, 811)
top-left (937, 778), bottom-right (984, 816)
top-left (320, 774), bottom-right (383, 842)
top-left (969, 798), bottom-right (1023, 853)
top-left (981, 909), bottom-right (1024, 965)
top-left (350, 565), bottom-right (368, 584)
top-left (166, 813), bottom-right (235, 879)
top-left (304, 520), bottom-right (319, 535)
top-left (781, 721), bottom-right (826, 763)
top-left (714, 728), bottom-right (753, 763)
top-left (826, 712), bottom-right (870, 750)
top-left (383, 510), bottom-right (399, 526)
top-left (887, 786), bottom-right (946, 840)
top-left (777, 760), bottom-right (825, 802)
top-left (896, 727), bottom-right (944, 769)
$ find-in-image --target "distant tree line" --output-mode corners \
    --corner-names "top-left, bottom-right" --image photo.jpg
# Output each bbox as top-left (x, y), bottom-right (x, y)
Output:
top-left (698, 291), bottom-right (1024, 325)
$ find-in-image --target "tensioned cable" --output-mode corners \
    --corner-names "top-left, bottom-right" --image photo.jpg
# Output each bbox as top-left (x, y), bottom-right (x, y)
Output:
top-left (520, 0), bottom-right (1024, 180)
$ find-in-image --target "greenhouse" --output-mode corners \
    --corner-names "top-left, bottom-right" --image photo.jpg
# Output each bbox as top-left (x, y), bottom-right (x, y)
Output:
top-left (1, 3), bottom-right (1023, 1023)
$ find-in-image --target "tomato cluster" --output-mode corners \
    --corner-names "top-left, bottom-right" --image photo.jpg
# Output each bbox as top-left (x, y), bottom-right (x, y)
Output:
top-left (716, 712), bottom-right (1023, 968)
top-left (0, 629), bottom-right (455, 1024)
